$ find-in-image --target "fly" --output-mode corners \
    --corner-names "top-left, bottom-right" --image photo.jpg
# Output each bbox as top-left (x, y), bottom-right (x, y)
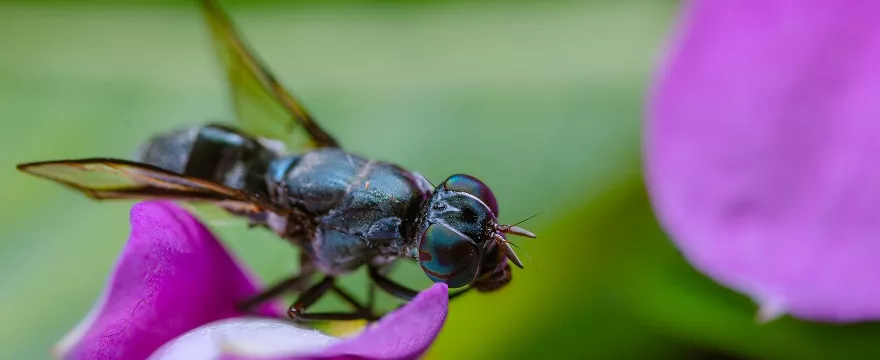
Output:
top-left (15, 0), bottom-right (536, 323)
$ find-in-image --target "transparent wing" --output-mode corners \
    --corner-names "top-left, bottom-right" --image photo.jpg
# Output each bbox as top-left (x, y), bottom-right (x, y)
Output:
top-left (16, 158), bottom-right (288, 215)
top-left (201, 0), bottom-right (340, 150)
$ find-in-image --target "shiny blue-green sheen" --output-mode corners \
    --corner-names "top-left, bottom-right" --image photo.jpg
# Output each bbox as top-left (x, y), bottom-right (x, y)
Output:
top-left (139, 124), bottom-right (433, 276)
top-left (418, 223), bottom-right (481, 287)
top-left (421, 191), bottom-right (497, 245)
top-left (268, 148), bottom-right (430, 274)
top-left (417, 181), bottom-right (499, 287)
top-left (443, 174), bottom-right (499, 215)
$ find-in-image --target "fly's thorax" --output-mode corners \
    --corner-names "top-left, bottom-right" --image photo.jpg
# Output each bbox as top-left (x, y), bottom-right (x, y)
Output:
top-left (407, 171), bottom-right (436, 199)
top-left (269, 148), bottom-right (367, 214)
top-left (269, 148), bottom-right (431, 275)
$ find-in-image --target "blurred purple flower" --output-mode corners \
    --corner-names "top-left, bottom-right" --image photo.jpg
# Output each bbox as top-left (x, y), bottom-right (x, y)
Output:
top-left (647, 0), bottom-right (880, 322)
top-left (55, 201), bottom-right (448, 360)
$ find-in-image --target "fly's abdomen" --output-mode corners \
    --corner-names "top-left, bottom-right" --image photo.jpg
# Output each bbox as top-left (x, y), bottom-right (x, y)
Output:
top-left (135, 124), bottom-right (279, 198)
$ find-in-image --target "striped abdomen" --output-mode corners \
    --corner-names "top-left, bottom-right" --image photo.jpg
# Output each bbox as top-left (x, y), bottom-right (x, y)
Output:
top-left (134, 124), bottom-right (280, 199)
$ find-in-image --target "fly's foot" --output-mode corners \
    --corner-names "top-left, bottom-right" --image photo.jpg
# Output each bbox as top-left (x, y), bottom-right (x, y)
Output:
top-left (287, 306), bottom-right (379, 322)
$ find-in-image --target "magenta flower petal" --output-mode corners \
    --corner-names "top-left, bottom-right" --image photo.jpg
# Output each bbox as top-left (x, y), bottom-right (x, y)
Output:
top-left (217, 283), bottom-right (449, 360)
top-left (56, 201), bottom-right (278, 359)
top-left (647, 0), bottom-right (880, 322)
top-left (309, 283), bottom-right (448, 360)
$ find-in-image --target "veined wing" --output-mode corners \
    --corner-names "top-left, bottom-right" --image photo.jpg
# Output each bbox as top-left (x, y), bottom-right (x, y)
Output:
top-left (201, 0), bottom-right (340, 150)
top-left (16, 158), bottom-right (288, 215)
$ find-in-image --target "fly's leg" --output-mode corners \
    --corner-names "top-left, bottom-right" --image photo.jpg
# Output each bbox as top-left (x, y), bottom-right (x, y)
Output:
top-left (236, 252), bottom-right (315, 313)
top-left (366, 283), bottom-right (376, 312)
top-left (331, 284), bottom-right (368, 313)
top-left (368, 266), bottom-right (470, 302)
top-left (237, 271), bottom-right (313, 313)
top-left (368, 265), bottom-right (417, 300)
top-left (287, 276), bottom-right (333, 319)
top-left (288, 276), bottom-right (379, 322)
top-left (364, 283), bottom-right (381, 323)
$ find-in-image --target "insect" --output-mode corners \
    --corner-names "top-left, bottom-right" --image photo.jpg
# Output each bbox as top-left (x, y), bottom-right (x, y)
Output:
top-left (15, 0), bottom-right (536, 322)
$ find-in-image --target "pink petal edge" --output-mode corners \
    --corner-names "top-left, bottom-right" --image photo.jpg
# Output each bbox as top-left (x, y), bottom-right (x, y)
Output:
top-left (223, 283), bottom-right (449, 360)
top-left (647, 0), bottom-right (880, 322)
top-left (56, 201), bottom-right (278, 359)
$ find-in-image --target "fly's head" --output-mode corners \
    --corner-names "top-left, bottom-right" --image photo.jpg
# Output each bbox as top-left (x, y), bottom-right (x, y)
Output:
top-left (416, 174), bottom-right (536, 291)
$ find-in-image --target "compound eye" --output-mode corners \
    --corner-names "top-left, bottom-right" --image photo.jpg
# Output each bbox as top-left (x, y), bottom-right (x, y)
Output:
top-left (418, 223), bottom-right (481, 288)
top-left (443, 174), bottom-right (499, 215)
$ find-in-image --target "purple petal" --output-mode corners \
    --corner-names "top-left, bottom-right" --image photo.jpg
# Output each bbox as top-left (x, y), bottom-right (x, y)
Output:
top-left (56, 201), bottom-right (278, 360)
top-left (221, 283), bottom-right (449, 360)
top-left (313, 283), bottom-right (448, 360)
top-left (647, 0), bottom-right (880, 322)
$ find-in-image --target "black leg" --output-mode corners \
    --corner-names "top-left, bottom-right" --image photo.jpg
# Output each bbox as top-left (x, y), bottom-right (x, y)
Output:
top-left (331, 284), bottom-right (368, 313)
top-left (289, 311), bottom-right (379, 322)
top-left (364, 283), bottom-right (380, 324)
top-left (237, 272), bottom-right (313, 313)
top-left (366, 282), bottom-right (376, 312)
top-left (368, 266), bottom-right (470, 301)
top-left (236, 253), bottom-right (316, 313)
top-left (288, 276), bottom-right (334, 318)
top-left (287, 276), bottom-right (379, 322)
top-left (368, 266), bottom-right (417, 300)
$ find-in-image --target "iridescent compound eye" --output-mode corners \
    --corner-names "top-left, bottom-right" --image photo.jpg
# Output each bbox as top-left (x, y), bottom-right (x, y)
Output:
top-left (418, 223), bottom-right (481, 288)
top-left (443, 174), bottom-right (499, 215)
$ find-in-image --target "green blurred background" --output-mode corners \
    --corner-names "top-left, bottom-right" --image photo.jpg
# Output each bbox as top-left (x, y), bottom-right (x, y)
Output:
top-left (4, 0), bottom-right (880, 359)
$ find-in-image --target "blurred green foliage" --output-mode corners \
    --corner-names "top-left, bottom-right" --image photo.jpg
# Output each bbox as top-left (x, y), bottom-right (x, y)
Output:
top-left (3, 1), bottom-right (880, 359)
